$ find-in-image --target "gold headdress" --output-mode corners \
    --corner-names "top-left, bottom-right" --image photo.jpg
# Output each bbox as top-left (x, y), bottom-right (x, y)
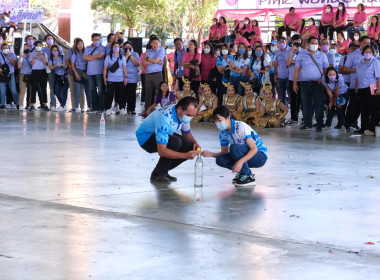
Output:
top-left (200, 82), bottom-right (211, 89)
top-left (240, 81), bottom-right (252, 89)
top-left (182, 76), bottom-right (191, 84)
top-left (222, 82), bottom-right (235, 89)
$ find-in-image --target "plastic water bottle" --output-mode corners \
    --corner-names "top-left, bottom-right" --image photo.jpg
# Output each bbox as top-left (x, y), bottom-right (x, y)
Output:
top-left (194, 148), bottom-right (203, 188)
top-left (100, 113), bottom-right (105, 135)
top-left (298, 111), bottom-right (303, 126)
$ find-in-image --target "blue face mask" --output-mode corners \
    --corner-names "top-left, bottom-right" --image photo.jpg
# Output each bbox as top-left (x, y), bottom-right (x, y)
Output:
top-left (238, 49), bottom-right (245, 55)
top-left (255, 51), bottom-right (263, 57)
top-left (216, 121), bottom-right (228, 131)
top-left (180, 114), bottom-right (193, 124)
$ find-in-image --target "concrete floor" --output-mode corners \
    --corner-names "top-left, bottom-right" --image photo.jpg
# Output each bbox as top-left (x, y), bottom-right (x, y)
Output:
top-left (0, 106), bottom-right (380, 280)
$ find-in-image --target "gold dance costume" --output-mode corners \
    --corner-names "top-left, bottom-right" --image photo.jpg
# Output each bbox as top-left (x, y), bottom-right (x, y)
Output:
top-left (236, 95), bottom-right (263, 126)
top-left (222, 94), bottom-right (242, 114)
top-left (259, 99), bottom-right (287, 127)
top-left (176, 90), bottom-right (197, 101)
top-left (193, 94), bottom-right (218, 122)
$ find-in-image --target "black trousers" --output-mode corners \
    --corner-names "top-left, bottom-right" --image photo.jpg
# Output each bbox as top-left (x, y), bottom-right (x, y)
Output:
top-left (125, 83), bottom-right (137, 112)
top-left (325, 93), bottom-right (348, 127)
top-left (31, 69), bottom-right (47, 104)
top-left (345, 88), bottom-right (360, 127)
top-left (369, 95), bottom-right (380, 131)
top-left (177, 78), bottom-right (184, 91)
top-left (357, 88), bottom-right (373, 130)
top-left (319, 25), bottom-right (334, 40)
top-left (190, 80), bottom-right (200, 96)
top-left (278, 26), bottom-right (296, 37)
top-left (141, 133), bottom-right (193, 176)
top-left (105, 81), bottom-right (124, 110)
top-left (288, 80), bottom-right (302, 121)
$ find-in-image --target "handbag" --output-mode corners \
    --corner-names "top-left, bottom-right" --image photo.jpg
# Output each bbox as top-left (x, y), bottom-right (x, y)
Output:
top-left (0, 53), bottom-right (10, 83)
top-left (108, 58), bottom-right (120, 73)
top-left (23, 74), bottom-right (31, 84)
top-left (188, 52), bottom-right (200, 80)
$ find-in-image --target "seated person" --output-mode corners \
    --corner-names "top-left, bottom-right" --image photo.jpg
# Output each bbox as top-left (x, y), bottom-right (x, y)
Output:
top-left (222, 82), bottom-right (243, 119)
top-left (236, 82), bottom-right (264, 126)
top-left (175, 77), bottom-right (197, 101)
top-left (193, 82), bottom-right (218, 122)
top-left (147, 81), bottom-right (176, 115)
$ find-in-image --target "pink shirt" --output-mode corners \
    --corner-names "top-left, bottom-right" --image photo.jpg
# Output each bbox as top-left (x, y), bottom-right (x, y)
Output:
top-left (321, 9), bottom-right (335, 25)
top-left (234, 37), bottom-right (249, 46)
top-left (218, 24), bottom-right (227, 38)
top-left (182, 52), bottom-right (202, 81)
top-left (354, 11), bottom-right (368, 25)
top-left (140, 53), bottom-right (147, 74)
top-left (242, 24), bottom-right (252, 35)
top-left (167, 52), bottom-right (175, 71)
top-left (337, 40), bottom-right (349, 54)
top-left (251, 26), bottom-right (261, 38)
top-left (209, 24), bottom-right (218, 38)
top-left (335, 11), bottom-right (347, 26)
top-left (249, 37), bottom-right (263, 46)
top-left (284, 13), bottom-right (300, 29)
top-left (200, 54), bottom-right (217, 81)
top-left (368, 24), bottom-right (380, 38)
top-left (307, 25), bottom-right (319, 37)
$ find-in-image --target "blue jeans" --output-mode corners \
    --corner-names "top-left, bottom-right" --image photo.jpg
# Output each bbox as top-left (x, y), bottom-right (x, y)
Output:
top-left (276, 78), bottom-right (288, 106)
top-left (347, 25), bottom-right (366, 41)
top-left (0, 73), bottom-right (19, 106)
top-left (300, 81), bottom-right (324, 127)
top-left (229, 75), bottom-right (249, 96)
top-left (54, 75), bottom-right (69, 107)
top-left (87, 74), bottom-right (105, 111)
top-left (74, 69), bottom-right (91, 108)
top-left (47, 71), bottom-right (56, 107)
top-left (216, 144), bottom-right (268, 176)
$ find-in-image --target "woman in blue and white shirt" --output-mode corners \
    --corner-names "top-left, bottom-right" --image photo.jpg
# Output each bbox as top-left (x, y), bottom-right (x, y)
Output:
top-left (201, 105), bottom-right (268, 187)
top-left (249, 45), bottom-right (270, 93)
top-left (228, 42), bottom-right (250, 96)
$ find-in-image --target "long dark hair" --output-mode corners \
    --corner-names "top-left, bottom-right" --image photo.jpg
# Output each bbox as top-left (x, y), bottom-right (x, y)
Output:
top-left (335, 2), bottom-right (346, 21)
top-left (73, 38), bottom-right (85, 55)
top-left (189, 39), bottom-right (198, 53)
top-left (109, 41), bottom-right (122, 59)
top-left (371, 15), bottom-right (379, 30)
top-left (156, 81), bottom-right (169, 102)
top-left (324, 67), bottom-right (338, 87)
top-left (219, 16), bottom-right (226, 25)
top-left (299, 19), bottom-right (306, 33)
top-left (202, 41), bottom-right (214, 56)
top-left (250, 45), bottom-right (265, 71)
top-left (235, 42), bottom-right (248, 60)
top-left (213, 17), bottom-right (220, 27)
top-left (49, 44), bottom-right (61, 63)
top-left (242, 17), bottom-right (250, 30)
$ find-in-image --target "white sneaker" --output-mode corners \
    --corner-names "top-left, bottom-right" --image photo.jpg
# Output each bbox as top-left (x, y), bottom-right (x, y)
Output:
top-left (11, 104), bottom-right (17, 109)
top-left (19, 106), bottom-right (24, 111)
top-left (81, 108), bottom-right (85, 113)
top-left (51, 106), bottom-right (56, 111)
top-left (364, 130), bottom-right (375, 136)
top-left (105, 109), bottom-right (112, 116)
top-left (120, 108), bottom-right (127, 115)
top-left (112, 106), bottom-right (120, 114)
top-left (75, 107), bottom-right (81, 113)
top-left (56, 106), bottom-right (65, 112)
top-left (5, 104), bottom-right (11, 109)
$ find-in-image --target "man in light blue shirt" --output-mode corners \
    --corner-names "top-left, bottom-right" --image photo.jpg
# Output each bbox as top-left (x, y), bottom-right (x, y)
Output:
top-left (294, 36), bottom-right (329, 131)
top-left (84, 33), bottom-right (106, 113)
top-left (173, 38), bottom-right (187, 91)
top-left (143, 36), bottom-right (166, 113)
top-left (123, 41), bottom-right (141, 114)
top-left (136, 97), bottom-right (200, 183)
top-left (273, 36), bottom-right (290, 105)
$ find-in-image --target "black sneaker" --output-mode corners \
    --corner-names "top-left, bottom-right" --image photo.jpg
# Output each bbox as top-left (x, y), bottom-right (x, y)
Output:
top-left (345, 126), bottom-right (351, 132)
top-left (354, 129), bottom-right (364, 134)
top-left (235, 174), bottom-right (256, 187)
top-left (316, 126), bottom-right (322, 132)
top-left (300, 125), bottom-right (312, 130)
top-left (43, 105), bottom-right (50, 111)
top-left (334, 125), bottom-right (342, 129)
top-left (0, 105), bottom-right (5, 109)
top-left (287, 119), bottom-right (297, 125)
top-left (131, 111), bottom-right (136, 115)
top-left (232, 173), bottom-right (241, 183)
top-left (29, 106), bottom-right (36, 111)
top-left (150, 171), bottom-right (171, 183)
top-left (167, 174), bottom-right (177, 182)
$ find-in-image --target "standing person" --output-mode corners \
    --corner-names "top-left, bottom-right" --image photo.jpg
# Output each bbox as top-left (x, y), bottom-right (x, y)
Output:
top-left (71, 38), bottom-right (91, 113)
top-left (123, 41), bottom-right (140, 115)
top-left (249, 45), bottom-right (270, 95)
top-left (105, 33), bottom-right (115, 55)
top-left (216, 44), bottom-right (233, 103)
top-left (140, 51), bottom-right (147, 105)
top-left (293, 36), bottom-right (329, 131)
top-left (29, 41), bottom-right (49, 111)
top-left (48, 45), bottom-right (68, 112)
top-left (368, 16), bottom-right (380, 41)
top-left (319, 5), bottom-right (335, 41)
top-left (268, 41), bottom-right (277, 97)
top-left (321, 39), bottom-right (334, 67)
top-left (173, 38), bottom-right (187, 91)
top-left (67, 38), bottom-right (84, 112)
top-left (333, 2), bottom-right (347, 36)
top-left (278, 7), bottom-right (301, 40)
top-left (17, 43), bottom-right (32, 111)
top-left (342, 36), bottom-right (371, 130)
top-left (143, 36), bottom-right (166, 114)
top-left (286, 42), bottom-right (302, 124)
top-left (218, 17), bottom-right (228, 44)
top-left (42, 35), bottom-right (64, 111)
top-left (135, 96), bottom-right (200, 183)
top-left (347, 4), bottom-right (368, 41)
top-left (0, 43), bottom-right (18, 109)
top-left (273, 36), bottom-right (290, 105)
top-left (103, 42), bottom-right (127, 116)
top-left (201, 105), bottom-right (268, 187)
top-left (182, 39), bottom-right (201, 95)
top-left (229, 42), bottom-right (250, 96)
top-left (200, 42), bottom-right (217, 93)
top-left (84, 33), bottom-right (106, 114)
top-left (354, 45), bottom-right (380, 134)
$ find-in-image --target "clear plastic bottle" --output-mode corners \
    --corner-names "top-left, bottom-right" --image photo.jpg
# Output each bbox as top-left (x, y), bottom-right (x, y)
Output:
top-left (298, 111), bottom-right (303, 126)
top-left (194, 149), bottom-right (203, 188)
top-left (100, 113), bottom-right (105, 135)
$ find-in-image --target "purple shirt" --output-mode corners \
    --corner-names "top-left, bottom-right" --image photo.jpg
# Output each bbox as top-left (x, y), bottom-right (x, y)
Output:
top-left (154, 92), bottom-right (176, 107)
top-left (48, 54), bottom-right (66, 75)
top-left (20, 54), bottom-right (32, 74)
top-left (0, 51), bottom-right (17, 73)
top-left (174, 47), bottom-right (187, 78)
top-left (295, 50), bottom-right (329, 81)
top-left (84, 44), bottom-right (106, 75)
top-left (29, 50), bottom-right (48, 70)
top-left (275, 47), bottom-right (290, 79)
top-left (104, 54), bottom-right (127, 82)
top-left (145, 47), bottom-right (166, 74)
top-left (125, 52), bottom-right (140, 83)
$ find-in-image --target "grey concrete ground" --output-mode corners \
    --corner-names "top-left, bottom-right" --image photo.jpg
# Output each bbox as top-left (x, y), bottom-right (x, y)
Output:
top-left (0, 107), bottom-right (380, 280)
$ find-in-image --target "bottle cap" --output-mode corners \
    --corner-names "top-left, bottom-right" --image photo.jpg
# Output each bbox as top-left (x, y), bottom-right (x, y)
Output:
top-left (196, 147), bottom-right (201, 152)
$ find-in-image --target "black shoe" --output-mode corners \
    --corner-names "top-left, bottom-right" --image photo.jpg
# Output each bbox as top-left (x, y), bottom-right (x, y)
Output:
top-left (232, 173), bottom-right (241, 183)
top-left (346, 127), bottom-right (351, 132)
top-left (131, 111), bottom-right (136, 115)
top-left (316, 126), bottom-right (322, 132)
top-left (150, 171), bottom-right (171, 183)
top-left (235, 174), bottom-right (256, 187)
top-left (0, 105), bottom-right (5, 109)
top-left (334, 125), bottom-right (342, 129)
top-left (167, 174), bottom-right (177, 182)
top-left (300, 125), bottom-right (312, 130)
top-left (29, 106), bottom-right (36, 111)
top-left (43, 105), bottom-right (50, 111)
top-left (354, 129), bottom-right (364, 134)
top-left (312, 123), bottom-right (318, 127)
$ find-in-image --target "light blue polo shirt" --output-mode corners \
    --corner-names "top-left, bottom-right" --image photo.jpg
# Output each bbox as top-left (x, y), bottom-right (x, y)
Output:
top-left (136, 104), bottom-right (191, 146)
top-left (275, 47), bottom-right (290, 79)
top-left (20, 54), bottom-right (32, 75)
top-left (322, 74), bottom-right (348, 94)
top-left (125, 51), bottom-right (140, 83)
top-left (219, 119), bottom-right (268, 156)
top-left (339, 55), bottom-right (350, 84)
top-left (145, 47), bottom-right (166, 74)
top-left (344, 49), bottom-right (363, 89)
top-left (71, 52), bottom-right (87, 71)
top-left (295, 50), bottom-right (329, 81)
top-left (356, 57), bottom-right (380, 89)
top-left (104, 54), bottom-right (127, 82)
top-left (48, 54), bottom-right (66, 75)
top-left (174, 47), bottom-right (187, 78)
top-left (29, 50), bottom-right (48, 70)
top-left (84, 44), bottom-right (106, 75)
top-left (230, 56), bottom-right (250, 77)
top-left (287, 50), bottom-right (300, 81)
top-left (216, 55), bottom-right (233, 82)
top-left (0, 51), bottom-right (17, 73)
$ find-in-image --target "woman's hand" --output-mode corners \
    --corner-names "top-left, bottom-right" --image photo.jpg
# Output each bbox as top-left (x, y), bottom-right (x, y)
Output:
top-left (201, 150), bottom-right (213, 157)
top-left (75, 73), bottom-right (81, 81)
top-left (104, 77), bottom-right (107, 85)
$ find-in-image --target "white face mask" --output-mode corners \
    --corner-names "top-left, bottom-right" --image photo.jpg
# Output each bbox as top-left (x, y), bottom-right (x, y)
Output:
top-left (330, 49), bottom-right (337, 55)
top-left (247, 51), bottom-right (252, 56)
top-left (221, 49), bottom-right (228, 56)
top-left (338, 6), bottom-right (343, 11)
top-left (326, 8), bottom-right (331, 13)
top-left (203, 48), bottom-right (210, 54)
top-left (216, 50), bottom-right (221, 56)
top-left (309, 44), bottom-right (318, 52)
top-left (2, 49), bottom-right (9, 55)
top-left (212, 21), bottom-right (216, 25)
top-left (308, 21), bottom-right (313, 26)
top-left (244, 21), bottom-right (249, 25)
top-left (36, 46), bottom-right (42, 52)
top-left (354, 36), bottom-right (360, 41)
